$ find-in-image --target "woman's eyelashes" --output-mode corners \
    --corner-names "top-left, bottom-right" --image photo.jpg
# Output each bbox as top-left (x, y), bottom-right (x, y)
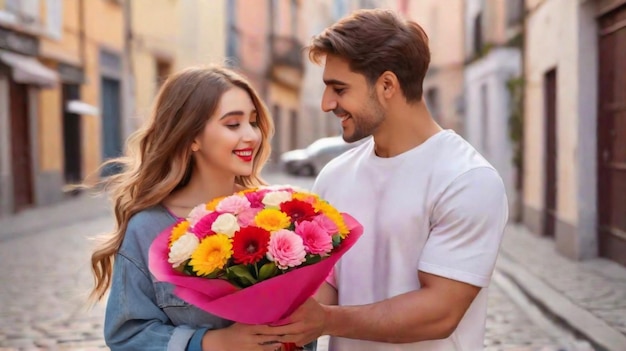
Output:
top-left (225, 120), bottom-right (259, 129)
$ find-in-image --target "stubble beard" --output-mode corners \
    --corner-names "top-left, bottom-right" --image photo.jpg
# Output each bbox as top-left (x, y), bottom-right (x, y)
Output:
top-left (343, 97), bottom-right (385, 143)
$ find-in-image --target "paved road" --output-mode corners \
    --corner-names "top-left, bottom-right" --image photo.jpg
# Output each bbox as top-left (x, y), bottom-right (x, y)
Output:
top-left (0, 172), bottom-right (592, 350)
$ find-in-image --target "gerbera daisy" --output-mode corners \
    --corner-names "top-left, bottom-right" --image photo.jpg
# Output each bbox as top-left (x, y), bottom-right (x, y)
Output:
top-left (232, 227), bottom-right (271, 265)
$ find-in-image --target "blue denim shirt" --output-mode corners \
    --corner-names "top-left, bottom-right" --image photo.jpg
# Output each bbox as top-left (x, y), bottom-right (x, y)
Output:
top-left (104, 206), bottom-right (233, 351)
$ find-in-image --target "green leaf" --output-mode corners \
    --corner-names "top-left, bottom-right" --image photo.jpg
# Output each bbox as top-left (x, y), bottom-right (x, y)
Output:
top-left (332, 234), bottom-right (342, 247)
top-left (305, 254), bottom-right (323, 265)
top-left (227, 265), bottom-right (258, 286)
top-left (258, 262), bottom-right (279, 281)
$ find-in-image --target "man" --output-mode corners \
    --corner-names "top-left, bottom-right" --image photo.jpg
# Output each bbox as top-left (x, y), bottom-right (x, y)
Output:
top-left (268, 9), bottom-right (508, 351)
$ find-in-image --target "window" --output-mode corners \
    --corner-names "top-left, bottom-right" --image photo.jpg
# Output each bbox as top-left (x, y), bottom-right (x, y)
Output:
top-left (290, 0), bottom-right (298, 36)
top-left (226, 0), bottom-right (239, 63)
top-left (473, 12), bottom-right (483, 55)
top-left (155, 59), bottom-right (172, 89)
top-left (480, 84), bottom-right (489, 154)
top-left (46, 0), bottom-right (62, 40)
top-left (506, 0), bottom-right (524, 26)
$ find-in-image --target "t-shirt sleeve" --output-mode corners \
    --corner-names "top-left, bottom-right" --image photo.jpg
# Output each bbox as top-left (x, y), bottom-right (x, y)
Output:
top-left (418, 167), bottom-right (508, 288)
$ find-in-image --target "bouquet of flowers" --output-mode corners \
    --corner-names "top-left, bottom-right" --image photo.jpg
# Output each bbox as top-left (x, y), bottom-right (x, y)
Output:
top-left (149, 185), bottom-right (363, 326)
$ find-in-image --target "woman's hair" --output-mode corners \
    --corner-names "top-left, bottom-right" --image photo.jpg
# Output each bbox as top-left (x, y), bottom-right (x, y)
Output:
top-left (308, 8), bottom-right (430, 103)
top-left (89, 65), bottom-right (273, 301)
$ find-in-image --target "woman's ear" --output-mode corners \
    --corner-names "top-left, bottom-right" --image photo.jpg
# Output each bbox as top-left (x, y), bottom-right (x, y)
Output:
top-left (191, 141), bottom-right (199, 152)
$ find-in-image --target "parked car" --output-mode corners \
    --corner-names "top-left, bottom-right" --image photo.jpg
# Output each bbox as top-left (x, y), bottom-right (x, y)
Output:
top-left (280, 136), bottom-right (365, 176)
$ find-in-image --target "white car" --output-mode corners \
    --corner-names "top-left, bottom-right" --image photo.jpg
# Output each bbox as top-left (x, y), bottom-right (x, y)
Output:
top-left (280, 136), bottom-right (362, 176)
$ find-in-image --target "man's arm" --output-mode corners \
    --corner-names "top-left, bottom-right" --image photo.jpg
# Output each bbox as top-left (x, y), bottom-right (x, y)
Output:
top-left (314, 282), bottom-right (338, 306)
top-left (321, 271), bottom-right (480, 342)
top-left (268, 272), bottom-right (479, 345)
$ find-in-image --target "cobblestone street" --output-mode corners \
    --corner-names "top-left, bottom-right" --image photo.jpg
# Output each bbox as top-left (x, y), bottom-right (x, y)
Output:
top-left (0, 173), bottom-right (595, 350)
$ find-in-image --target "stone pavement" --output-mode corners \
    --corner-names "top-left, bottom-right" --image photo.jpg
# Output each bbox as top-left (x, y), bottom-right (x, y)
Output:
top-left (0, 172), bottom-right (610, 350)
top-left (498, 225), bottom-right (626, 351)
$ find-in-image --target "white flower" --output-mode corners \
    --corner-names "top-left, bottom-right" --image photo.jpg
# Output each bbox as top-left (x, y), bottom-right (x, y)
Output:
top-left (211, 213), bottom-right (240, 237)
top-left (168, 233), bottom-right (199, 268)
top-left (262, 191), bottom-right (293, 208)
top-left (187, 204), bottom-right (211, 228)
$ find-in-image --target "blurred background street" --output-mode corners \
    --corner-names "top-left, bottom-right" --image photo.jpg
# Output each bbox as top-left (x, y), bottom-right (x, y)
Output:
top-left (0, 0), bottom-right (625, 350)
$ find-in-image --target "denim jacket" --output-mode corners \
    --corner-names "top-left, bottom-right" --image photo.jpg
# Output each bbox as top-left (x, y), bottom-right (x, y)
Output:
top-left (104, 206), bottom-right (232, 351)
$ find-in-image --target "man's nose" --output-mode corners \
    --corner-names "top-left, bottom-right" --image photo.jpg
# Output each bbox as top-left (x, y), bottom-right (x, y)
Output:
top-left (321, 90), bottom-right (337, 113)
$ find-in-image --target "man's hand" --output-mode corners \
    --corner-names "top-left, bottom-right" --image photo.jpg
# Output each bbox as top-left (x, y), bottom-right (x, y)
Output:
top-left (267, 298), bottom-right (329, 346)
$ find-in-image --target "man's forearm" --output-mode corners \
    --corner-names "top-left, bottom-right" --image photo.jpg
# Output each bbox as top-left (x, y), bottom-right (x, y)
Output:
top-left (322, 288), bottom-right (457, 343)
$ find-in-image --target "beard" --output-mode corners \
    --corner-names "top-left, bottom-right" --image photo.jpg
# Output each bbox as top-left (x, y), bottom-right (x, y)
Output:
top-left (338, 94), bottom-right (385, 143)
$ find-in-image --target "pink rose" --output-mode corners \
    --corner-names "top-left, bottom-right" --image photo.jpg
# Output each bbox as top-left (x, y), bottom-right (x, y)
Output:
top-left (267, 229), bottom-right (306, 270)
top-left (187, 204), bottom-right (211, 227)
top-left (192, 211), bottom-right (221, 239)
top-left (216, 195), bottom-right (251, 215)
top-left (237, 207), bottom-right (262, 227)
top-left (312, 214), bottom-right (339, 236)
top-left (295, 221), bottom-right (333, 256)
top-left (245, 190), bottom-right (269, 208)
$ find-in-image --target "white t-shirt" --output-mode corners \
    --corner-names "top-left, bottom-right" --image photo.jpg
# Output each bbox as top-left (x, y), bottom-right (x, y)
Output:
top-left (312, 130), bottom-right (508, 351)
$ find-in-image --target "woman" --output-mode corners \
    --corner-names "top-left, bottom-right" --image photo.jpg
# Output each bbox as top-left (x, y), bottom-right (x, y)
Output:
top-left (89, 65), bottom-right (284, 351)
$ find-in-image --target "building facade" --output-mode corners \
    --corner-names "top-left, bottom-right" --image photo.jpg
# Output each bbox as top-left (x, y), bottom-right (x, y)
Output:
top-left (463, 0), bottom-right (524, 220)
top-left (523, 0), bottom-right (626, 266)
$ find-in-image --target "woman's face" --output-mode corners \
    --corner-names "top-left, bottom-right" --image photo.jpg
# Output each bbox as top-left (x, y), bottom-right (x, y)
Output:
top-left (192, 87), bottom-right (263, 178)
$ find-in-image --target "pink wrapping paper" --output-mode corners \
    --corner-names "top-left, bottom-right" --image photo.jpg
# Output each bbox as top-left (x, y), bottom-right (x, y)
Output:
top-left (149, 213), bottom-right (363, 325)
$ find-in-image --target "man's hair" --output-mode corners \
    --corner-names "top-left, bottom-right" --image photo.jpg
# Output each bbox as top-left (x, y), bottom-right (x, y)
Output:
top-left (308, 9), bottom-right (430, 103)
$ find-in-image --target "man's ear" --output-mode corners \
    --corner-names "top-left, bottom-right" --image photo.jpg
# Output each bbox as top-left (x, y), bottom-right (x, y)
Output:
top-left (378, 71), bottom-right (399, 99)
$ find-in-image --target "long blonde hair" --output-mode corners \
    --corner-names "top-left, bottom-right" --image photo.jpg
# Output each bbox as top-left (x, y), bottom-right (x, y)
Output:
top-left (89, 65), bottom-right (274, 301)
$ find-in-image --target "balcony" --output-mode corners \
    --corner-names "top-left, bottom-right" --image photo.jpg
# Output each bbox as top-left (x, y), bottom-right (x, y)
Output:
top-left (268, 34), bottom-right (304, 90)
top-left (270, 34), bottom-right (304, 70)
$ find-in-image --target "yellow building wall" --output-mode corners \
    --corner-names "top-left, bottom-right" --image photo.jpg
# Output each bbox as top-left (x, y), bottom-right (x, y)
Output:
top-left (37, 0), bottom-right (82, 174)
top-left (81, 0), bottom-right (124, 177)
top-left (131, 0), bottom-right (180, 121)
top-left (38, 88), bottom-right (63, 172)
top-left (39, 0), bottom-right (81, 65)
top-left (131, 0), bottom-right (227, 122)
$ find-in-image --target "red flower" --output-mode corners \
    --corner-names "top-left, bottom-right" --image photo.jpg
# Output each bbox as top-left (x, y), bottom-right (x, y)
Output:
top-left (280, 200), bottom-right (316, 224)
top-left (232, 227), bottom-right (271, 265)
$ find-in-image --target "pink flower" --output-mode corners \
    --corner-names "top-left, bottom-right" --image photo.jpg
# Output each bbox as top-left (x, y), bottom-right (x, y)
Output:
top-left (295, 221), bottom-right (333, 256)
top-left (245, 189), bottom-right (270, 208)
top-left (237, 207), bottom-right (262, 227)
top-left (312, 214), bottom-right (339, 236)
top-left (187, 204), bottom-right (211, 227)
top-left (216, 195), bottom-right (251, 215)
top-left (192, 211), bottom-right (221, 239)
top-left (267, 229), bottom-right (306, 270)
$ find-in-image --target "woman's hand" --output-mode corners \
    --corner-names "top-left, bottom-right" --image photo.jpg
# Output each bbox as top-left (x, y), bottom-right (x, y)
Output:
top-left (202, 323), bottom-right (284, 351)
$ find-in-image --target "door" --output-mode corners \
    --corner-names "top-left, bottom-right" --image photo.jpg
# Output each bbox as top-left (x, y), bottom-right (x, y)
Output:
top-left (543, 69), bottom-right (557, 237)
top-left (62, 84), bottom-right (82, 185)
top-left (9, 80), bottom-right (34, 211)
top-left (598, 4), bottom-right (626, 266)
top-left (100, 77), bottom-right (122, 176)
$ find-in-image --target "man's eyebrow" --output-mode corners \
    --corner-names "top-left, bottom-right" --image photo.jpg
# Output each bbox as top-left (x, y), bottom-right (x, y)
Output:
top-left (323, 79), bottom-right (348, 86)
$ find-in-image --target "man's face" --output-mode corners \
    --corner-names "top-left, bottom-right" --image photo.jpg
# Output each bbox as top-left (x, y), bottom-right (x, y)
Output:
top-left (321, 54), bottom-right (385, 143)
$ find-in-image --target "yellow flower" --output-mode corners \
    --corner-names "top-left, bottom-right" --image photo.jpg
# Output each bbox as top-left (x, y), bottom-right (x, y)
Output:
top-left (206, 196), bottom-right (226, 211)
top-left (169, 221), bottom-right (190, 247)
top-left (292, 192), bottom-right (319, 204)
top-left (314, 201), bottom-right (349, 238)
top-left (254, 208), bottom-right (291, 232)
top-left (189, 234), bottom-right (233, 276)
top-left (237, 187), bottom-right (258, 195)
